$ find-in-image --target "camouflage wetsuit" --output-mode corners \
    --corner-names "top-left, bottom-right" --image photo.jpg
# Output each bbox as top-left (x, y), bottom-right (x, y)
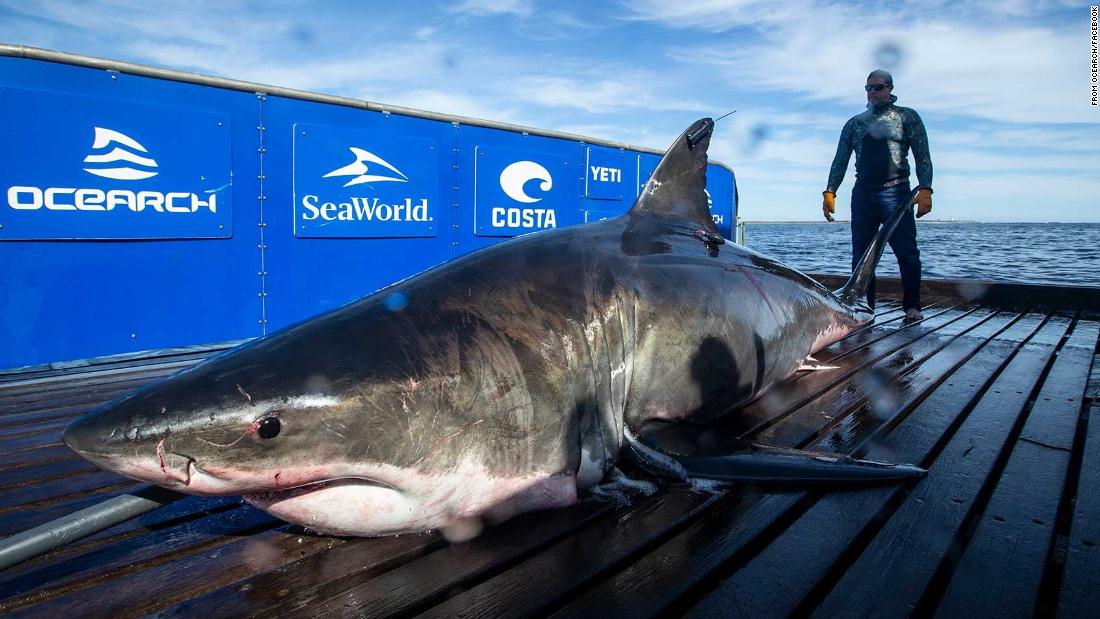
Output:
top-left (827, 94), bottom-right (933, 311)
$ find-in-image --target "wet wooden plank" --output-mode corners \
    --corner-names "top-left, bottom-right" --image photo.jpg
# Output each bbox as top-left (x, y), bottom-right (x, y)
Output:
top-left (546, 491), bottom-right (807, 619)
top-left (0, 443), bottom-right (74, 474)
top-left (682, 310), bottom-right (1052, 618)
top-left (0, 503), bottom-right (275, 608)
top-left (1060, 396), bottom-right (1100, 617)
top-left (0, 494), bottom-right (240, 588)
top-left (934, 320), bottom-right (1096, 617)
top-left (1, 519), bottom-right (341, 617)
top-left (0, 470), bottom-right (131, 515)
top-left (728, 305), bottom-right (983, 437)
top-left (0, 373), bottom-right (169, 416)
top-left (0, 406), bottom-right (91, 432)
top-left (0, 457), bottom-right (100, 490)
top-left (546, 311), bottom-right (1026, 618)
top-left (813, 302), bottom-right (959, 364)
top-left (151, 500), bottom-right (611, 618)
top-left (0, 430), bottom-right (67, 456)
top-left (808, 318), bottom-right (1069, 618)
top-left (0, 417), bottom-right (77, 443)
top-left (416, 489), bottom-right (723, 619)
top-left (550, 312), bottom-right (1038, 615)
top-left (753, 309), bottom-right (1013, 450)
top-left (274, 501), bottom-right (624, 618)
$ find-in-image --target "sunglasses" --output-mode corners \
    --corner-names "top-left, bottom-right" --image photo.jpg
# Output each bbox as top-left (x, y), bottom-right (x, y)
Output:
top-left (864, 83), bottom-right (890, 92)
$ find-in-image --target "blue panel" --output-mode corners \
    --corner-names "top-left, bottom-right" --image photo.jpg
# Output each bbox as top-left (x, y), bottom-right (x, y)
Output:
top-left (0, 57), bottom-right (260, 369)
top-left (0, 54), bottom-right (739, 371)
top-left (705, 164), bottom-right (735, 239)
top-left (584, 146), bottom-right (625, 200)
top-left (292, 122), bottom-right (439, 238)
top-left (259, 100), bottom-right (457, 329)
top-left (472, 140), bottom-right (580, 237)
top-left (0, 87), bottom-right (232, 240)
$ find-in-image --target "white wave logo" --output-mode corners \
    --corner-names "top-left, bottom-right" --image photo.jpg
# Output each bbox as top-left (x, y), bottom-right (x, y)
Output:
top-left (500, 161), bottom-right (552, 204)
top-left (82, 127), bottom-right (159, 180)
top-left (323, 147), bottom-right (408, 187)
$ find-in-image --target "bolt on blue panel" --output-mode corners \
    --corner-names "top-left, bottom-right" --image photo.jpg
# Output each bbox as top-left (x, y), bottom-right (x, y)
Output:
top-left (292, 122), bottom-right (439, 238)
top-left (0, 87), bottom-right (232, 240)
top-left (474, 145), bottom-right (574, 237)
top-left (584, 146), bottom-right (625, 201)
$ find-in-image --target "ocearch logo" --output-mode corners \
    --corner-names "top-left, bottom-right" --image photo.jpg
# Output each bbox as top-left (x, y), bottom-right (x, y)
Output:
top-left (83, 127), bottom-right (159, 180)
top-left (491, 160), bottom-right (556, 229)
top-left (6, 126), bottom-right (216, 214)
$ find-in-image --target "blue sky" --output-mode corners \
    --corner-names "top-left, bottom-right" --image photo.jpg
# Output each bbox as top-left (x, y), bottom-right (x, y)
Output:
top-left (1, 0), bottom-right (1097, 222)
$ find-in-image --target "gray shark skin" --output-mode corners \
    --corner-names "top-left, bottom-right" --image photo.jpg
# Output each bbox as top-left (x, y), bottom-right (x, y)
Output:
top-left (63, 118), bottom-right (924, 537)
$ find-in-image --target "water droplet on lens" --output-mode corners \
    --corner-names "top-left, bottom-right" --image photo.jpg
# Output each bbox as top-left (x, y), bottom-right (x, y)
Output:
top-left (873, 41), bottom-right (904, 69)
top-left (385, 291), bottom-right (408, 312)
top-left (442, 517), bottom-right (484, 542)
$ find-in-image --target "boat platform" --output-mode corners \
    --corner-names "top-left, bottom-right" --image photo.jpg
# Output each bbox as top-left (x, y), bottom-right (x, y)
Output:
top-left (1, 277), bottom-right (1098, 617)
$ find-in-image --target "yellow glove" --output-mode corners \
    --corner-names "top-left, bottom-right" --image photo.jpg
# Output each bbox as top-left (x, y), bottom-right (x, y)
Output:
top-left (913, 188), bottom-right (932, 218)
top-left (822, 191), bottom-right (836, 222)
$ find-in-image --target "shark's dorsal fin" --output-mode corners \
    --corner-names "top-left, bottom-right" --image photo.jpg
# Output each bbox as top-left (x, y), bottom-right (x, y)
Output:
top-left (629, 118), bottom-right (719, 236)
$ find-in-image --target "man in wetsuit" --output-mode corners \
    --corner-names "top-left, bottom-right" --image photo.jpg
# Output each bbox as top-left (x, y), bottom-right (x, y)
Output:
top-left (822, 69), bottom-right (933, 322)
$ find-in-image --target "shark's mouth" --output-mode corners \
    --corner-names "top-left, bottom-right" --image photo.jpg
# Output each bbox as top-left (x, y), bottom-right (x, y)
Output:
top-left (244, 477), bottom-right (397, 503)
top-left (241, 477), bottom-right (417, 537)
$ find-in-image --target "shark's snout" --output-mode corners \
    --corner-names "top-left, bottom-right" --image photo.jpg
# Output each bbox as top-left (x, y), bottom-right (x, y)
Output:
top-left (62, 413), bottom-right (113, 460)
top-left (64, 403), bottom-right (196, 489)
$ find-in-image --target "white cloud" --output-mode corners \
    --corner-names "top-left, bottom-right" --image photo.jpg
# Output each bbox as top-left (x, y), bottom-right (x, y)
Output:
top-left (634, 2), bottom-right (1094, 124)
top-left (504, 75), bottom-right (711, 113)
top-left (620, 0), bottom-right (817, 32)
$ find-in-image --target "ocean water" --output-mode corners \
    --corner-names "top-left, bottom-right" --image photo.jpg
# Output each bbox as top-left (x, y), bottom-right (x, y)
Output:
top-left (740, 222), bottom-right (1100, 288)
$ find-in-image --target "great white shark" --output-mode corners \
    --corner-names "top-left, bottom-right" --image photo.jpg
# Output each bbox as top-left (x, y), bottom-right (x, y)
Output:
top-left (63, 118), bottom-right (925, 537)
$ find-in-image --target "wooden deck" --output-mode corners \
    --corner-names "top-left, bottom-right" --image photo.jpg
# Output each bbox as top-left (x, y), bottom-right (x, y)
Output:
top-left (1, 283), bottom-right (1097, 618)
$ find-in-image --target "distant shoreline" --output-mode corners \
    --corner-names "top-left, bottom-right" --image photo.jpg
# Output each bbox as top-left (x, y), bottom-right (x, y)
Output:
top-left (739, 220), bottom-right (1099, 224)
top-left (740, 220), bottom-right (978, 224)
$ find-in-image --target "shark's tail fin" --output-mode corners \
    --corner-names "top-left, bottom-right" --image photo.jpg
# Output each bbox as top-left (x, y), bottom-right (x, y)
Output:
top-left (834, 187), bottom-right (921, 310)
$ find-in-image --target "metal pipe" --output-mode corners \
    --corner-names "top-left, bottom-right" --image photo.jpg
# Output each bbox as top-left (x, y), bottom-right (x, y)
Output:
top-left (0, 484), bottom-right (183, 571)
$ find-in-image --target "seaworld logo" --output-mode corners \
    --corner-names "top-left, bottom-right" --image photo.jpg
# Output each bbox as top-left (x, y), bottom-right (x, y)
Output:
top-left (300, 145), bottom-right (431, 223)
top-left (322, 147), bottom-right (408, 187)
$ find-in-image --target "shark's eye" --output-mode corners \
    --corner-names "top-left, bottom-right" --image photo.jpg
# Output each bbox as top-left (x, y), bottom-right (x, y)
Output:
top-left (257, 416), bottom-right (281, 439)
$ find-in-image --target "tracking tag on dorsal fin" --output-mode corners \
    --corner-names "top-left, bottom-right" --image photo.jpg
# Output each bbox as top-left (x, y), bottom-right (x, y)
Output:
top-left (628, 117), bottom-right (719, 236)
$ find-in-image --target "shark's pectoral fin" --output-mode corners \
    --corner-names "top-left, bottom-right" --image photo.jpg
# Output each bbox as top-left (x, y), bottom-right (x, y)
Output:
top-left (665, 443), bottom-right (926, 484)
top-left (625, 422), bottom-right (926, 485)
